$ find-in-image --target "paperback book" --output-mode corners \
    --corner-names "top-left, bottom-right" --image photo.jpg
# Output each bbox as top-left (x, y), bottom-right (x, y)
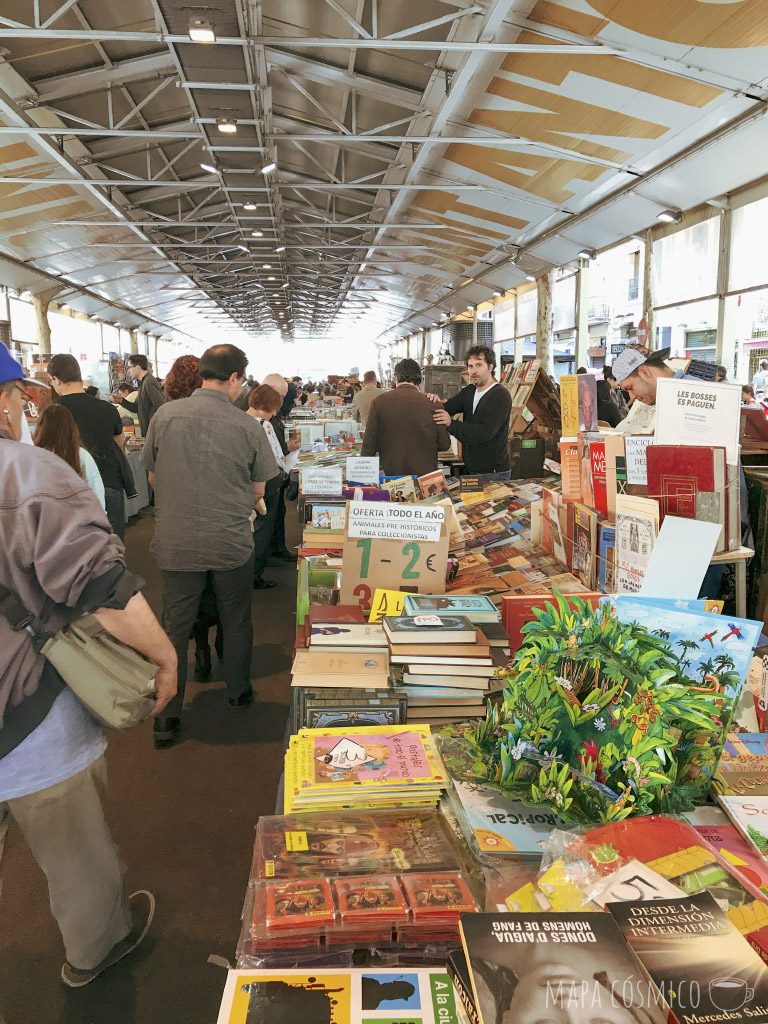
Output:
top-left (459, 912), bottom-right (665, 1024)
top-left (609, 891), bottom-right (768, 1024)
top-left (217, 967), bottom-right (462, 1024)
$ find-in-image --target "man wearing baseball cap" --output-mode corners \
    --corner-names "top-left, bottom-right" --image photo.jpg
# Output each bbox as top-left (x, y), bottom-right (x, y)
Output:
top-left (0, 342), bottom-right (177, 988)
top-left (610, 345), bottom-right (675, 434)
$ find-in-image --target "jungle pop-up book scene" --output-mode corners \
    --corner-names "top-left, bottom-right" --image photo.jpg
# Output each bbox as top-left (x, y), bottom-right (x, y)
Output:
top-left (445, 593), bottom-right (762, 824)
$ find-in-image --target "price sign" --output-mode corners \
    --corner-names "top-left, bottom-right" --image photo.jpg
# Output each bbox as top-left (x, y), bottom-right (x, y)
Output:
top-left (346, 456), bottom-right (379, 486)
top-left (301, 465), bottom-right (343, 495)
top-left (368, 588), bottom-right (407, 623)
top-left (347, 500), bottom-right (445, 543)
top-left (341, 528), bottom-right (450, 609)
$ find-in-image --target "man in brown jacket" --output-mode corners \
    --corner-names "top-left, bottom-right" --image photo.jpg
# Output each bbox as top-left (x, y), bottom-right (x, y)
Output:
top-left (361, 358), bottom-right (451, 477)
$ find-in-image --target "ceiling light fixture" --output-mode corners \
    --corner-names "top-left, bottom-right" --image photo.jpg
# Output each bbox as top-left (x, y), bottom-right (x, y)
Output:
top-left (577, 248), bottom-right (596, 260)
top-left (243, 202), bottom-right (257, 211)
top-left (492, 289), bottom-right (503, 298)
top-left (261, 162), bottom-right (277, 175)
top-left (188, 16), bottom-right (216, 43)
top-left (251, 230), bottom-right (263, 238)
top-left (217, 118), bottom-right (237, 134)
top-left (657, 209), bottom-right (683, 223)
top-left (262, 263), bottom-right (271, 269)
top-left (200, 162), bottom-right (217, 174)
top-left (275, 245), bottom-right (285, 253)
top-left (267, 276), bottom-right (275, 281)
top-left (525, 274), bottom-right (536, 282)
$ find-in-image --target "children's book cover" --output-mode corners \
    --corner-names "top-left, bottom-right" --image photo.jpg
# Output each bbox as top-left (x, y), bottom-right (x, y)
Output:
top-left (450, 593), bottom-right (761, 824)
top-left (449, 777), bottom-right (567, 857)
top-left (217, 968), bottom-right (461, 1024)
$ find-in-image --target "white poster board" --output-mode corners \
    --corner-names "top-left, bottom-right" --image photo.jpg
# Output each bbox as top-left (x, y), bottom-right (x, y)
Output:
top-left (655, 379), bottom-right (741, 466)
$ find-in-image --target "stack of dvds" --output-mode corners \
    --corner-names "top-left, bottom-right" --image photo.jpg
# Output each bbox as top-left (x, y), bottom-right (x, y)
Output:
top-left (237, 807), bottom-right (478, 968)
top-left (283, 724), bottom-right (448, 814)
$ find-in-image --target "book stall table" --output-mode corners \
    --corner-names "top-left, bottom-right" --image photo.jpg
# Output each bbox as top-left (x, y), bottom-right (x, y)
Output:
top-left (217, 397), bottom-right (768, 1023)
top-left (710, 545), bottom-right (755, 618)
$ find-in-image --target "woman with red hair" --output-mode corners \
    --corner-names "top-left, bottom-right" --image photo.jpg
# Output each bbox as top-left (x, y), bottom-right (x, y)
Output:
top-left (163, 354), bottom-right (202, 401)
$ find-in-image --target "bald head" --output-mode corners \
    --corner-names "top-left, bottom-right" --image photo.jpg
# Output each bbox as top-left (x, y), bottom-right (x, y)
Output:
top-left (262, 373), bottom-right (288, 397)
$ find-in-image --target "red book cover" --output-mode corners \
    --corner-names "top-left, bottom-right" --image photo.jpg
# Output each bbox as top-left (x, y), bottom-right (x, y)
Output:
top-left (590, 440), bottom-right (608, 517)
top-left (501, 592), bottom-right (602, 653)
top-left (308, 604), bottom-right (366, 625)
top-left (646, 445), bottom-right (726, 552)
top-left (560, 439), bottom-right (581, 502)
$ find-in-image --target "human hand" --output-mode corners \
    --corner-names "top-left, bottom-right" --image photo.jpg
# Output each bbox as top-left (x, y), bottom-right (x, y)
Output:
top-left (425, 392), bottom-right (444, 404)
top-left (152, 659), bottom-right (178, 715)
top-left (287, 438), bottom-right (301, 452)
top-left (433, 409), bottom-right (451, 427)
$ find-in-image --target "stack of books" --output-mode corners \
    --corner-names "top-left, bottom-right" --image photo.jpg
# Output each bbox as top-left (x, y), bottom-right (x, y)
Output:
top-left (291, 604), bottom-right (401, 731)
top-left (283, 724), bottom-right (448, 813)
top-left (380, 596), bottom-right (508, 726)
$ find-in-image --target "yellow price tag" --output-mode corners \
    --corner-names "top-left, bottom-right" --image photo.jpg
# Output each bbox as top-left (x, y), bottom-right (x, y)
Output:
top-left (285, 830), bottom-right (309, 852)
top-left (368, 588), bottom-right (407, 623)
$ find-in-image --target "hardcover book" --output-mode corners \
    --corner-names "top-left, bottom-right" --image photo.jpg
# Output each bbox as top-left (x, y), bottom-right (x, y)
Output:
top-left (404, 595), bottom-right (500, 623)
top-left (291, 650), bottom-right (390, 681)
top-left (309, 623), bottom-right (386, 648)
top-left (382, 615), bottom-right (477, 645)
top-left (646, 444), bottom-right (727, 554)
top-left (590, 440), bottom-right (608, 517)
top-left (609, 891), bottom-right (768, 1024)
top-left (459, 912), bottom-right (665, 1024)
top-left (572, 503), bottom-right (598, 590)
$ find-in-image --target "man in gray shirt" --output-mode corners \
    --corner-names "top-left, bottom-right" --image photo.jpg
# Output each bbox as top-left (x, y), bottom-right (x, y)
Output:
top-left (142, 344), bottom-right (278, 748)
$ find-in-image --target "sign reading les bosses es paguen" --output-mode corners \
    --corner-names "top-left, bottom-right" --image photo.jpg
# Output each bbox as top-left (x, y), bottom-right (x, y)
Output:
top-left (347, 500), bottom-right (445, 543)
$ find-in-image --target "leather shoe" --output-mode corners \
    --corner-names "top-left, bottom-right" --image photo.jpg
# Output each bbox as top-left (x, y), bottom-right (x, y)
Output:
top-left (228, 689), bottom-right (254, 708)
top-left (271, 548), bottom-right (294, 561)
top-left (153, 717), bottom-right (180, 749)
top-left (253, 577), bottom-right (277, 589)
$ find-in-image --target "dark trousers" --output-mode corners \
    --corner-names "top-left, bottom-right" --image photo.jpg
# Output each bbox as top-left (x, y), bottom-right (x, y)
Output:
top-left (269, 483), bottom-right (288, 553)
top-left (160, 554), bottom-right (255, 718)
top-left (253, 493), bottom-right (281, 579)
top-left (104, 486), bottom-right (126, 540)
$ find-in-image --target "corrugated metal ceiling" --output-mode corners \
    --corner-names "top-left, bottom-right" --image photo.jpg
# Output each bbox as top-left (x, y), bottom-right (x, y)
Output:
top-left (0, 0), bottom-right (765, 346)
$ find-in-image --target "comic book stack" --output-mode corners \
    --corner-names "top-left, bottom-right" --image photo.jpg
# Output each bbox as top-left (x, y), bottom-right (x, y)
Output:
top-left (283, 724), bottom-right (448, 813)
top-left (236, 807), bottom-right (478, 969)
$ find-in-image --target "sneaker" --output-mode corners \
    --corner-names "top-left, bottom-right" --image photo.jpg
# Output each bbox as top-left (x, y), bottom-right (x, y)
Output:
top-left (61, 890), bottom-right (156, 988)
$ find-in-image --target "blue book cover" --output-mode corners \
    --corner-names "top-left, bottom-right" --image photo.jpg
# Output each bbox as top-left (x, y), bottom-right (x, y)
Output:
top-left (403, 594), bottom-right (500, 622)
top-left (602, 597), bottom-right (762, 743)
top-left (605, 595), bottom-right (724, 614)
top-left (449, 778), bottom-right (566, 857)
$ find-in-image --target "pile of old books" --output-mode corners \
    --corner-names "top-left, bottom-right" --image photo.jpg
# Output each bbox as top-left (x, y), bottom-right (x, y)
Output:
top-left (291, 604), bottom-right (399, 733)
top-left (283, 724), bottom-right (448, 813)
top-left (383, 594), bottom-right (509, 727)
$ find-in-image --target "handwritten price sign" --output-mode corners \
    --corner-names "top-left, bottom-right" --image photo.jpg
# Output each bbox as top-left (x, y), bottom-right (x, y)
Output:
top-left (340, 503), bottom-right (449, 609)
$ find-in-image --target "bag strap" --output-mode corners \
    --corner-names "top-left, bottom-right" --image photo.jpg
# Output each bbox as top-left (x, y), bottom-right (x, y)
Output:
top-left (0, 583), bottom-right (37, 634)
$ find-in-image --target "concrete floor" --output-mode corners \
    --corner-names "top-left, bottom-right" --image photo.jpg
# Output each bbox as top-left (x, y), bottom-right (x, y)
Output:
top-left (0, 511), bottom-right (297, 1024)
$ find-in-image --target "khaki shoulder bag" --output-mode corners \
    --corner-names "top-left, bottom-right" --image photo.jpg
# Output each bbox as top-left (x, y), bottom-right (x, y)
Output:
top-left (0, 586), bottom-right (157, 729)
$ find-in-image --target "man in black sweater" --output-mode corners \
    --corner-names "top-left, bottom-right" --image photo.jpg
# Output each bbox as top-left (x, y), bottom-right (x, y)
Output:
top-left (430, 345), bottom-right (512, 474)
